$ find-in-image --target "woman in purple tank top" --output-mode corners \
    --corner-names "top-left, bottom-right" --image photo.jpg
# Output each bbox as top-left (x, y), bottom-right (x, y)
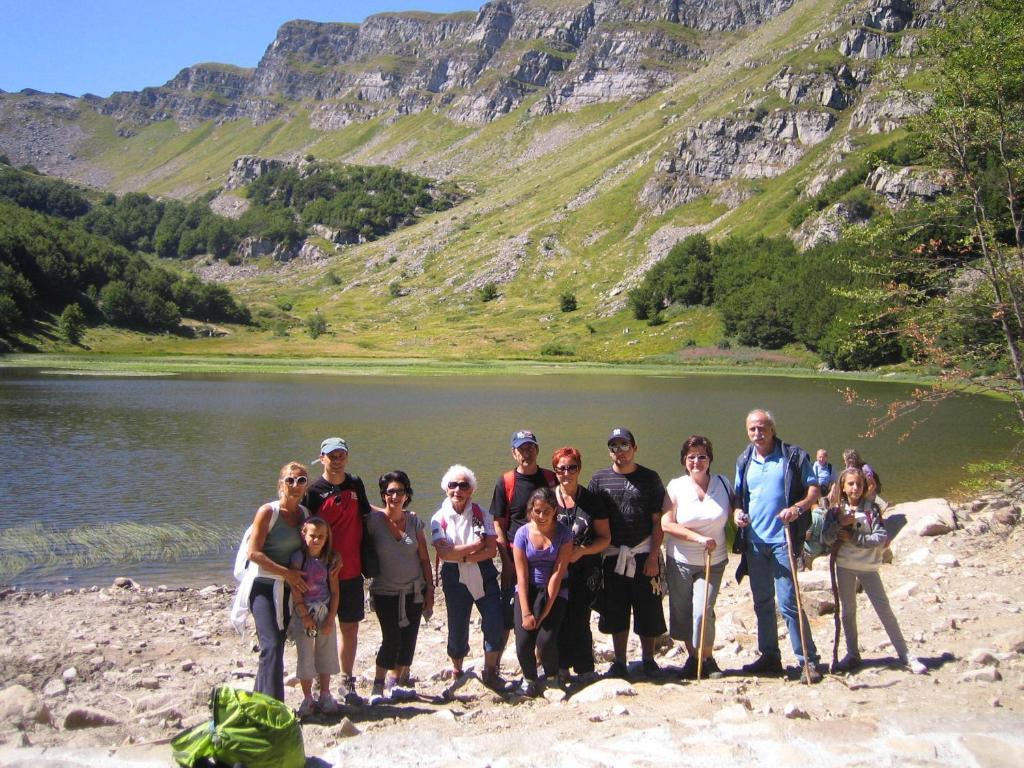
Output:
top-left (512, 487), bottom-right (573, 697)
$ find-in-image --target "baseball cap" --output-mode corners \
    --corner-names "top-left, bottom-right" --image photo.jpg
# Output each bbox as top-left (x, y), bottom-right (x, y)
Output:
top-left (319, 437), bottom-right (349, 455)
top-left (511, 429), bottom-right (539, 448)
top-left (607, 427), bottom-right (635, 445)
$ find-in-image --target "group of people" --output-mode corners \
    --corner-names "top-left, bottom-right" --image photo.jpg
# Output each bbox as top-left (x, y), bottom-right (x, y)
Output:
top-left (238, 409), bottom-right (925, 715)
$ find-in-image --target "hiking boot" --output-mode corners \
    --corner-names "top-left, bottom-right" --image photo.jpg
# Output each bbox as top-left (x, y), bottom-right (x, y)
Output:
top-left (642, 658), bottom-right (662, 679)
top-left (390, 685), bottom-right (416, 702)
top-left (701, 657), bottom-right (724, 680)
top-left (832, 653), bottom-right (862, 673)
top-left (800, 664), bottom-right (823, 684)
top-left (604, 661), bottom-right (629, 680)
top-left (678, 656), bottom-right (698, 680)
top-left (341, 676), bottom-right (363, 706)
top-left (481, 668), bottom-right (508, 693)
top-left (317, 692), bottom-right (340, 715)
top-left (368, 680), bottom-right (386, 706)
top-left (296, 697), bottom-right (316, 719)
top-left (741, 654), bottom-right (784, 677)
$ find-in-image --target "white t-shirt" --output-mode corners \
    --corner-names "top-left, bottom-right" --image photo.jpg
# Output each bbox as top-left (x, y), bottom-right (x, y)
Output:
top-left (664, 474), bottom-right (731, 566)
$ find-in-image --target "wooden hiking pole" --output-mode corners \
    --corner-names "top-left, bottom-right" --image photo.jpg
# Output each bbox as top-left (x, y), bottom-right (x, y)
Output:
top-left (784, 525), bottom-right (813, 685)
top-left (696, 546), bottom-right (712, 681)
top-left (828, 538), bottom-right (842, 673)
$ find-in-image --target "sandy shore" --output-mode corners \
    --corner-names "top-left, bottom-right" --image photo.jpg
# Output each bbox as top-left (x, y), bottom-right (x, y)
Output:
top-left (1, 489), bottom-right (1023, 768)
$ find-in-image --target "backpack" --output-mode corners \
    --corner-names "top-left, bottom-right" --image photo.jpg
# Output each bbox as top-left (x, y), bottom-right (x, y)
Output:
top-left (502, 468), bottom-right (557, 505)
top-left (233, 505), bottom-right (280, 582)
top-left (171, 686), bottom-right (305, 768)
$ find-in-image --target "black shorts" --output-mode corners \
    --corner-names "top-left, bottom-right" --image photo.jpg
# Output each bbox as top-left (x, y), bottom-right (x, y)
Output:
top-left (337, 576), bottom-right (365, 623)
top-left (597, 552), bottom-right (667, 638)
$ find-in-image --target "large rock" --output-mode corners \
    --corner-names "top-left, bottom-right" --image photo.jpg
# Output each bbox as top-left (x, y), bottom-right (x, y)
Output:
top-left (886, 499), bottom-right (958, 550)
top-left (570, 678), bottom-right (637, 703)
top-left (0, 686), bottom-right (52, 728)
top-left (63, 706), bottom-right (122, 730)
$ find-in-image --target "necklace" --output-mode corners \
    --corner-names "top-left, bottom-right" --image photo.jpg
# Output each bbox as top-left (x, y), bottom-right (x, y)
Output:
top-left (384, 511), bottom-right (406, 541)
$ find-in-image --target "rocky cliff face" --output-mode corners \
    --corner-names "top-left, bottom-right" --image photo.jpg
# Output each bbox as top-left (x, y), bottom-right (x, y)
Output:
top-left (93, 0), bottom-right (795, 127)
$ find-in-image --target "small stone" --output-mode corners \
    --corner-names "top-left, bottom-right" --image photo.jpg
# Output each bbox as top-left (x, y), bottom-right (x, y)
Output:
top-left (989, 698), bottom-right (1001, 708)
top-left (892, 582), bottom-right (919, 600)
top-left (969, 649), bottom-right (999, 667)
top-left (432, 708), bottom-right (456, 721)
top-left (570, 679), bottom-right (637, 703)
top-left (609, 704), bottom-right (629, 716)
top-left (139, 678), bottom-right (160, 690)
top-left (62, 667), bottom-right (78, 682)
top-left (336, 716), bottom-right (361, 737)
top-left (181, 660), bottom-right (195, 672)
top-left (113, 577), bottom-right (136, 589)
top-left (993, 507), bottom-right (1019, 526)
top-left (934, 554), bottom-right (960, 568)
top-left (960, 668), bottom-right (1002, 683)
top-left (0, 685), bottom-right (52, 726)
top-left (784, 703), bottom-right (809, 719)
top-left (64, 706), bottom-right (121, 729)
top-left (42, 679), bottom-right (67, 698)
top-left (714, 704), bottom-right (751, 724)
top-left (198, 585), bottom-right (221, 597)
top-left (543, 688), bottom-right (566, 703)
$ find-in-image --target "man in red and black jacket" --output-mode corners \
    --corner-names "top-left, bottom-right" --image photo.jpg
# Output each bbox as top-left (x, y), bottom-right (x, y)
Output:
top-left (489, 429), bottom-right (557, 651)
top-left (305, 436), bottom-right (372, 705)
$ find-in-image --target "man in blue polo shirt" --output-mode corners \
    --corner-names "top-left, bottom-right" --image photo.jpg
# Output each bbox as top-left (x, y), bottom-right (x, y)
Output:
top-left (733, 409), bottom-right (822, 683)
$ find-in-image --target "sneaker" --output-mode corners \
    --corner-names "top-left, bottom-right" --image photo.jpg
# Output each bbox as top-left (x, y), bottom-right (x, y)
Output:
top-left (701, 657), bottom-right (724, 680)
top-left (296, 698), bottom-right (316, 718)
top-left (832, 653), bottom-right (862, 673)
top-left (517, 678), bottom-right (539, 698)
top-left (900, 656), bottom-right (928, 675)
top-left (317, 692), bottom-right (340, 715)
top-left (605, 661), bottom-right (629, 680)
top-left (341, 676), bottom-right (363, 706)
top-left (368, 681), bottom-right (386, 706)
top-left (800, 664), bottom-right (823, 684)
top-left (678, 656), bottom-right (698, 680)
top-left (642, 658), bottom-right (662, 679)
top-left (741, 654), bottom-right (784, 677)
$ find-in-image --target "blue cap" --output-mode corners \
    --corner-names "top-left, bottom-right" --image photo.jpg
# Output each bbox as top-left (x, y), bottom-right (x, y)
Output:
top-left (511, 430), bottom-right (539, 448)
top-left (319, 437), bottom-right (349, 455)
top-left (607, 427), bottom-right (635, 445)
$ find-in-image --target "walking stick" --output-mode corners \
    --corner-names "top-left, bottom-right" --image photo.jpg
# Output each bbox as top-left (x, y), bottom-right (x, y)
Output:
top-left (828, 538), bottom-right (842, 673)
top-left (784, 524), bottom-right (813, 685)
top-left (696, 546), bottom-right (712, 681)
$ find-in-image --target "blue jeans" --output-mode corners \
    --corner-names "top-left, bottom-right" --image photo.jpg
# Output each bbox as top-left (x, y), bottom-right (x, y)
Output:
top-left (440, 560), bottom-right (504, 660)
top-left (746, 541), bottom-right (818, 665)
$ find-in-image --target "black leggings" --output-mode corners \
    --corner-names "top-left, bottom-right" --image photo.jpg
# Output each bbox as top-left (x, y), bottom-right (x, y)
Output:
top-left (513, 585), bottom-right (567, 681)
top-left (373, 592), bottom-right (424, 669)
top-left (558, 563), bottom-right (597, 674)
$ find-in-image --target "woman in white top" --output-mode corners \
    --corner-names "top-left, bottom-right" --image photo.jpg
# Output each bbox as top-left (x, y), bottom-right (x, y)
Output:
top-left (661, 435), bottom-right (734, 679)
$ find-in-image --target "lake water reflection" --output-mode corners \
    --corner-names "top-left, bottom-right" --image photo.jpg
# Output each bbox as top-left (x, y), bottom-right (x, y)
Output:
top-left (0, 368), bottom-right (1015, 589)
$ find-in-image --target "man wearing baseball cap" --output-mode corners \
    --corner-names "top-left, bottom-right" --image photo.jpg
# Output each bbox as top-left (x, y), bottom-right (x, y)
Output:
top-left (305, 436), bottom-right (372, 705)
top-left (489, 429), bottom-right (558, 653)
top-left (588, 427), bottom-right (667, 679)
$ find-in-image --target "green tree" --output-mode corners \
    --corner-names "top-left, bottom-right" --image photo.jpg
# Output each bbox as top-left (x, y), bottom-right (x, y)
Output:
top-left (58, 303), bottom-right (87, 344)
top-left (306, 312), bottom-right (327, 339)
top-left (559, 291), bottom-right (577, 312)
top-left (862, 0), bottom-right (1024, 426)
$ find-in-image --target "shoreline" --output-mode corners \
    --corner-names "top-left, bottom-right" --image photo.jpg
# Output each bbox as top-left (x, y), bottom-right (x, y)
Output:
top-left (1, 488), bottom-right (1022, 767)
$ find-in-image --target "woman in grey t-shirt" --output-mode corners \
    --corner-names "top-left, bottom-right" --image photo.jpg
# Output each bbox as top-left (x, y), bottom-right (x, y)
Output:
top-left (365, 470), bottom-right (434, 703)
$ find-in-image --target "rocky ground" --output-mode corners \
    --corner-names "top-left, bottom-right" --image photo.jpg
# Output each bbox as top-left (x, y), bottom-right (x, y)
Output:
top-left (1, 484), bottom-right (1023, 768)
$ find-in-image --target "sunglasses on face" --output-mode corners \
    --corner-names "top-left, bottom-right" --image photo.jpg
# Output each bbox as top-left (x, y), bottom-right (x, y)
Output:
top-left (447, 481), bottom-right (472, 491)
top-left (283, 476), bottom-right (308, 487)
top-left (384, 488), bottom-right (407, 497)
top-left (608, 443), bottom-right (633, 452)
top-left (554, 464), bottom-right (579, 474)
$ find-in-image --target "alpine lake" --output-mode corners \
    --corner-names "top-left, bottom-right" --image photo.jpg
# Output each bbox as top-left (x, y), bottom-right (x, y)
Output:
top-left (0, 366), bottom-right (1016, 590)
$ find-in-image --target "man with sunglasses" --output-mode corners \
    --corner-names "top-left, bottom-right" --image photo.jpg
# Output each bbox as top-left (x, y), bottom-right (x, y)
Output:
top-left (587, 427), bottom-right (667, 680)
top-left (305, 436), bottom-right (372, 705)
top-left (489, 429), bottom-right (558, 653)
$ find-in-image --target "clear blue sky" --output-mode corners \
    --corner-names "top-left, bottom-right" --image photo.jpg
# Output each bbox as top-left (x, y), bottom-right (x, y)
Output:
top-left (1, 1), bottom-right (475, 98)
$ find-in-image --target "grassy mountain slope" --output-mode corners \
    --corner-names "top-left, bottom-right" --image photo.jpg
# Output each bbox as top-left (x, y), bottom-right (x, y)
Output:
top-left (4, 0), bottom-right (914, 363)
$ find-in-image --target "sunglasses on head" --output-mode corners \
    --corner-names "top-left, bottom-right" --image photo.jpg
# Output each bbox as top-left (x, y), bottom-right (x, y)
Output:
top-left (283, 475), bottom-right (308, 487)
top-left (447, 481), bottom-right (472, 491)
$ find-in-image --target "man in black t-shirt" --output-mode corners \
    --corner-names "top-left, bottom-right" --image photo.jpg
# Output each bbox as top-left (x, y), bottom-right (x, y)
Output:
top-left (490, 429), bottom-right (557, 648)
top-left (588, 427), bottom-right (667, 679)
top-left (304, 436), bottom-right (372, 706)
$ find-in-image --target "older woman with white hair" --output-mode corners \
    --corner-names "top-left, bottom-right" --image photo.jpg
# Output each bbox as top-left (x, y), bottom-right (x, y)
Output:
top-left (430, 464), bottom-right (505, 689)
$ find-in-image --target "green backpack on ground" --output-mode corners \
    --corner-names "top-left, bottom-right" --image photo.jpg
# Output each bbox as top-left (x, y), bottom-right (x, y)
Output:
top-left (171, 686), bottom-right (305, 768)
